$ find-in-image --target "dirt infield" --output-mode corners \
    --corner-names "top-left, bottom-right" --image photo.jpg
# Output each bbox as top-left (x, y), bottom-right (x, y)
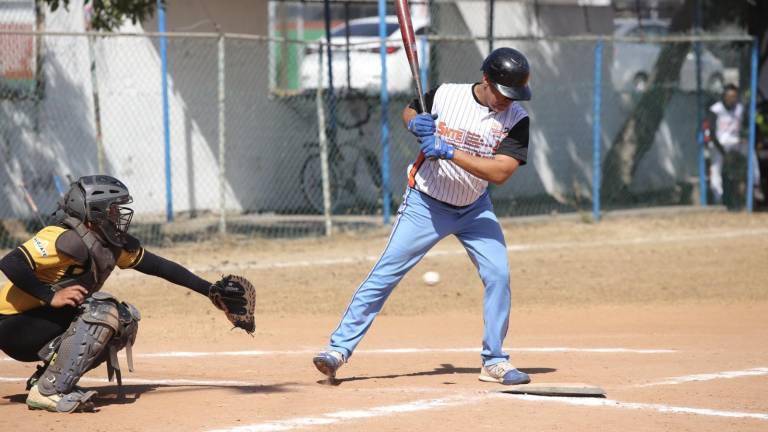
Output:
top-left (1, 210), bottom-right (767, 431)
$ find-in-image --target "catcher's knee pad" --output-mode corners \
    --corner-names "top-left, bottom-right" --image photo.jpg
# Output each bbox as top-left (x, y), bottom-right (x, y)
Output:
top-left (108, 299), bottom-right (141, 382)
top-left (113, 300), bottom-right (140, 350)
top-left (38, 292), bottom-right (121, 396)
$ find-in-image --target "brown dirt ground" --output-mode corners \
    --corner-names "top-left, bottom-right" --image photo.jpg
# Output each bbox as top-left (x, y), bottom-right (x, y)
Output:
top-left (1, 210), bottom-right (767, 431)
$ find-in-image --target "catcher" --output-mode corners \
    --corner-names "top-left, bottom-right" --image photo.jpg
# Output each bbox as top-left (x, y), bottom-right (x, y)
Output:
top-left (0, 175), bottom-right (255, 413)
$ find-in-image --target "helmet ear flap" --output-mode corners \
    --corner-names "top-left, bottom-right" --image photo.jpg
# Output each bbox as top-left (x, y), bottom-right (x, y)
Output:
top-left (61, 182), bottom-right (88, 221)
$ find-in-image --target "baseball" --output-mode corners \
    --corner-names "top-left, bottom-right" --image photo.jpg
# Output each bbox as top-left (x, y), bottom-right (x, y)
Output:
top-left (422, 271), bottom-right (441, 286)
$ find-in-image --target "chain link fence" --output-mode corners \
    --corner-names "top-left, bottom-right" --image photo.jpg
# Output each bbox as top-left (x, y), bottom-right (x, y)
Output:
top-left (0, 25), bottom-right (758, 247)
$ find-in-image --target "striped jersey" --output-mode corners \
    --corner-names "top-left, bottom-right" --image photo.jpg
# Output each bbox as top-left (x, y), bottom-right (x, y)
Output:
top-left (709, 101), bottom-right (743, 148)
top-left (407, 83), bottom-right (530, 206)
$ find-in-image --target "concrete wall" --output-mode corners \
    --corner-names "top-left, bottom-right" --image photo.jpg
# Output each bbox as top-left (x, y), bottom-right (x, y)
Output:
top-left (1, 1), bottom-right (714, 222)
top-left (144, 0), bottom-right (268, 34)
top-left (1, 1), bottom-right (246, 219)
top-left (1, 1), bottom-right (98, 218)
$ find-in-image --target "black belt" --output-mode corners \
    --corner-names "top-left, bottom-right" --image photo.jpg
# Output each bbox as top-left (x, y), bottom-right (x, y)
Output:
top-left (412, 187), bottom-right (473, 210)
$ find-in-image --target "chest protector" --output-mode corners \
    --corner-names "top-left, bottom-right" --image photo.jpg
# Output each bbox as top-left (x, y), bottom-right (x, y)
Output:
top-left (54, 217), bottom-right (122, 293)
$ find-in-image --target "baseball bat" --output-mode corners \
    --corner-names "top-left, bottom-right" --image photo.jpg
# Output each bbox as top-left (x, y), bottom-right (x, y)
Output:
top-left (394, 0), bottom-right (426, 113)
top-left (395, 0), bottom-right (430, 179)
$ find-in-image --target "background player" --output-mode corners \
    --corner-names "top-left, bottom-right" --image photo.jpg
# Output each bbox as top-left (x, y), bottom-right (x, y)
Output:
top-left (706, 83), bottom-right (763, 206)
top-left (0, 175), bottom-right (254, 413)
top-left (313, 47), bottom-right (532, 386)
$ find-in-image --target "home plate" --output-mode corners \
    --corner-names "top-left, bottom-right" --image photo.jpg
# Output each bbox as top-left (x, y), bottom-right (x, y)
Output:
top-left (500, 383), bottom-right (606, 397)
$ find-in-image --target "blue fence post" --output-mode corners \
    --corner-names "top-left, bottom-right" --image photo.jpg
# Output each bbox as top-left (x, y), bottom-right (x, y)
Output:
top-left (697, 123), bottom-right (707, 206)
top-left (694, 43), bottom-right (708, 206)
top-left (694, 0), bottom-right (707, 206)
top-left (378, 2), bottom-right (391, 224)
top-left (591, 39), bottom-right (603, 222)
top-left (323, 0), bottom-right (337, 154)
top-left (158, 0), bottom-right (173, 222)
top-left (746, 37), bottom-right (759, 212)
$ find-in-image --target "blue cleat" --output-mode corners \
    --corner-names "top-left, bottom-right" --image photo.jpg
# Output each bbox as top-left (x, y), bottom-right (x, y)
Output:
top-left (313, 350), bottom-right (345, 379)
top-left (478, 361), bottom-right (531, 385)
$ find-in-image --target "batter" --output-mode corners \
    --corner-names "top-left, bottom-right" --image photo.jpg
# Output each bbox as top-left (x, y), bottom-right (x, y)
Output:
top-left (313, 47), bottom-right (533, 386)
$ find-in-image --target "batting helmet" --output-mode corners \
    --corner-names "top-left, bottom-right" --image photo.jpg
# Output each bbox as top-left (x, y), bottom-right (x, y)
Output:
top-left (481, 47), bottom-right (531, 101)
top-left (59, 175), bottom-right (134, 247)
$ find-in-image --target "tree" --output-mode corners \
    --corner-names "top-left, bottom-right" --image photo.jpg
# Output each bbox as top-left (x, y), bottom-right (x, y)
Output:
top-left (600, 0), bottom-right (762, 204)
top-left (41, 0), bottom-right (164, 31)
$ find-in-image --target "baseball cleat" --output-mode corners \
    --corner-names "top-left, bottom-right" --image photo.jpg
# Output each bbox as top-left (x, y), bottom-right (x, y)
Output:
top-left (313, 350), bottom-right (344, 378)
top-left (26, 384), bottom-right (97, 413)
top-left (479, 361), bottom-right (530, 385)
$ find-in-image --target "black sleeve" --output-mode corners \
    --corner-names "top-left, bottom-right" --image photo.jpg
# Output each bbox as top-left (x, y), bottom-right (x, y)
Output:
top-left (133, 250), bottom-right (211, 296)
top-left (494, 116), bottom-right (529, 165)
top-left (705, 110), bottom-right (723, 152)
top-left (407, 86), bottom-right (440, 113)
top-left (0, 248), bottom-right (54, 304)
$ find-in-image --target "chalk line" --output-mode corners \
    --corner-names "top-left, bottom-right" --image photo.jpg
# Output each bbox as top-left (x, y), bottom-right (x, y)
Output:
top-left (637, 367), bottom-right (768, 387)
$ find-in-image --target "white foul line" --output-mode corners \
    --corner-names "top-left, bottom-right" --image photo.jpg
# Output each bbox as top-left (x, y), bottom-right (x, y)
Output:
top-left (134, 346), bottom-right (675, 359)
top-left (637, 367), bottom-right (768, 387)
top-left (1, 226), bottom-right (766, 285)
top-left (1, 372), bottom-right (766, 428)
top-left (204, 391), bottom-right (768, 432)
top-left (0, 346), bottom-right (675, 362)
top-left (4, 366), bottom-right (763, 389)
top-left (502, 393), bottom-right (768, 421)
top-left (1, 227), bottom-right (765, 285)
top-left (205, 394), bottom-right (491, 432)
top-left (105, 227), bottom-right (768, 276)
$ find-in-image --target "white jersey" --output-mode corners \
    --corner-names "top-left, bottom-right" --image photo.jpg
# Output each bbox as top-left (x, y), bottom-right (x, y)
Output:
top-left (408, 83), bottom-right (529, 207)
top-left (709, 101), bottom-right (743, 149)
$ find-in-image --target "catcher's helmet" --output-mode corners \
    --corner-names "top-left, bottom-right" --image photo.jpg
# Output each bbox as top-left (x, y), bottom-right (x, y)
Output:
top-left (60, 175), bottom-right (134, 247)
top-left (481, 47), bottom-right (531, 101)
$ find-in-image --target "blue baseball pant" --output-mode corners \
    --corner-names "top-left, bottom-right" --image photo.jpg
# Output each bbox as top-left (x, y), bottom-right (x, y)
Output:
top-left (327, 188), bottom-right (512, 366)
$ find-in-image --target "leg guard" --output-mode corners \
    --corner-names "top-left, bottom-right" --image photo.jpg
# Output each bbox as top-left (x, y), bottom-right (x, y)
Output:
top-left (106, 300), bottom-right (141, 386)
top-left (33, 292), bottom-right (120, 412)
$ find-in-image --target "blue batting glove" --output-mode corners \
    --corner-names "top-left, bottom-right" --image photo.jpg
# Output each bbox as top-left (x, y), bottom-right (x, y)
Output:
top-left (419, 134), bottom-right (455, 160)
top-left (407, 113), bottom-right (438, 137)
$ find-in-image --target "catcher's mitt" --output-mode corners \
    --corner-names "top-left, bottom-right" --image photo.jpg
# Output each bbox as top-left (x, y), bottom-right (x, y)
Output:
top-left (209, 275), bottom-right (255, 334)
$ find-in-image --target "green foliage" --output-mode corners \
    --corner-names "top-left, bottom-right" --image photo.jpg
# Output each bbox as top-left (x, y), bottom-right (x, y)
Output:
top-left (42, 0), bottom-right (165, 31)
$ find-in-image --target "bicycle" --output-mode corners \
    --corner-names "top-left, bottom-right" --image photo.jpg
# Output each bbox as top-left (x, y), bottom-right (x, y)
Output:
top-left (295, 87), bottom-right (400, 214)
top-left (300, 136), bottom-right (385, 215)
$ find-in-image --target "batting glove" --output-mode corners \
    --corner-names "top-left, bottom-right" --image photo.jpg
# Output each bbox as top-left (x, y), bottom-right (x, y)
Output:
top-left (419, 134), bottom-right (454, 160)
top-left (407, 113), bottom-right (438, 137)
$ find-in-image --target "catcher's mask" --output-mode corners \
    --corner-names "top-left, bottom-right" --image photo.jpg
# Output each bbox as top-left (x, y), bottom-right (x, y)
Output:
top-left (59, 175), bottom-right (134, 247)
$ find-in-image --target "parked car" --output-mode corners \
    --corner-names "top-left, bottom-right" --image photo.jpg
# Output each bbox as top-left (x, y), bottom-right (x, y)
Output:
top-left (300, 16), bottom-right (430, 94)
top-left (611, 18), bottom-right (725, 94)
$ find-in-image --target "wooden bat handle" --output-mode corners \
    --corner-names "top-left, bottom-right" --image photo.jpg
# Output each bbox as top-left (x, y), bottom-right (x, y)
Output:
top-left (395, 0), bottom-right (426, 113)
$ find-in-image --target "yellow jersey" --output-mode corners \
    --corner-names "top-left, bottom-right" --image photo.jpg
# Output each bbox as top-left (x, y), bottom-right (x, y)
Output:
top-left (0, 226), bottom-right (143, 315)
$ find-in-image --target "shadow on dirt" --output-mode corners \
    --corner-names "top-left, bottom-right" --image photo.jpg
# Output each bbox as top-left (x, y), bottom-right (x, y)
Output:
top-left (3, 381), bottom-right (298, 410)
top-left (320, 364), bottom-right (557, 386)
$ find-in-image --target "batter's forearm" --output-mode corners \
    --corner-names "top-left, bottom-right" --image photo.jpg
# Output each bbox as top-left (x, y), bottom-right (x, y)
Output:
top-left (452, 151), bottom-right (520, 185)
